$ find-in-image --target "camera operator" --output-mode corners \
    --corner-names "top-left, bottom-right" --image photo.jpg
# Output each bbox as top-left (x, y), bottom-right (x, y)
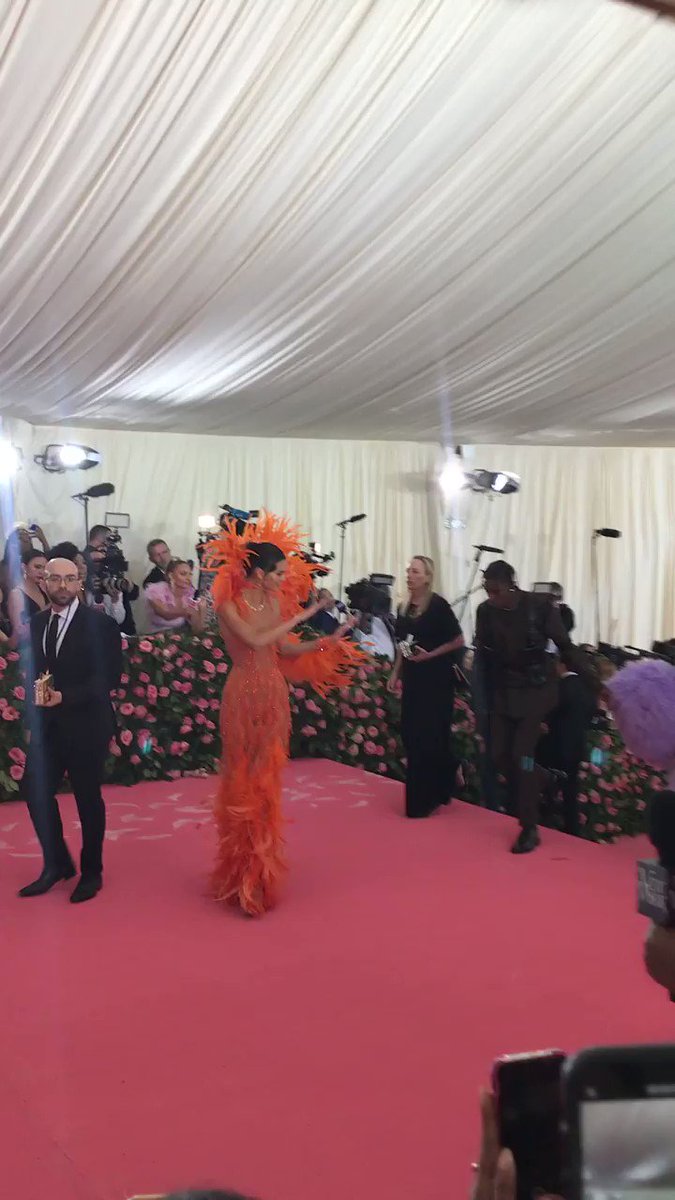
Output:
top-left (85, 525), bottom-right (139, 635)
top-left (346, 579), bottom-right (396, 661)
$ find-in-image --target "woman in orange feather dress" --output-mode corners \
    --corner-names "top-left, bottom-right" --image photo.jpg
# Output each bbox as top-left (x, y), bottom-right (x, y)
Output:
top-left (207, 513), bottom-right (360, 916)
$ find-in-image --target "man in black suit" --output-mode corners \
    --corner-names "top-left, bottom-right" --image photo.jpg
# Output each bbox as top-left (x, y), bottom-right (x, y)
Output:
top-left (538, 658), bottom-right (597, 836)
top-left (20, 556), bottom-right (123, 903)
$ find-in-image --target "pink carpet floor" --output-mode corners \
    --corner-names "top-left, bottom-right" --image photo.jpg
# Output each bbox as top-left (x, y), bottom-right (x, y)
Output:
top-left (0, 761), bottom-right (672, 1200)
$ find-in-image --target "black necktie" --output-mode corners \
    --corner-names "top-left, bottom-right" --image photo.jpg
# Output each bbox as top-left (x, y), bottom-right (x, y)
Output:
top-left (45, 612), bottom-right (59, 673)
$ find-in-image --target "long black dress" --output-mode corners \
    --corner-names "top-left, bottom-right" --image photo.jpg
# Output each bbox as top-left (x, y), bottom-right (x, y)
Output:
top-left (395, 593), bottom-right (462, 818)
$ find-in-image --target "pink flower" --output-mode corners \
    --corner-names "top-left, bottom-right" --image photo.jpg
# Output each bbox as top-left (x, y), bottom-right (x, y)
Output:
top-left (579, 813), bottom-right (588, 826)
top-left (195, 713), bottom-right (207, 726)
top-left (170, 742), bottom-right (182, 756)
top-left (147, 685), bottom-right (158, 703)
top-left (120, 729), bottom-right (133, 747)
top-left (109, 740), bottom-right (122, 757)
top-left (210, 699), bottom-right (219, 710)
top-left (205, 720), bottom-right (215, 730)
top-left (171, 680), bottom-right (183, 693)
top-left (318, 720), bottom-right (326, 729)
top-left (2, 707), bottom-right (18, 721)
top-left (9, 746), bottom-right (25, 767)
top-left (159, 686), bottom-right (170, 698)
top-left (364, 741), bottom-right (377, 755)
top-left (212, 647), bottom-right (224, 659)
top-left (378, 763), bottom-right (387, 774)
top-left (120, 673), bottom-right (130, 685)
top-left (0, 657), bottom-right (7, 672)
top-left (0, 698), bottom-right (7, 710)
top-left (130, 754), bottom-right (141, 765)
top-left (216, 663), bottom-right (228, 673)
top-left (195, 697), bottom-right (209, 710)
top-left (137, 729), bottom-right (151, 748)
top-left (367, 725), bottom-right (379, 738)
top-left (133, 686), bottom-right (146, 698)
top-left (12, 685), bottom-right (25, 702)
top-left (182, 682), bottom-right (193, 694)
top-left (306, 699), bottom-right (321, 714)
top-left (358, 708), bottom-right (369, 719)
top-left (119, 702), bottom-right (134, 717)
top-left (9, 763), bottom-right (24, 781)
top-left (180, 741), bottom-right (190, 754)
top-left (139, 639), bottom-right (153, 652)
top-left (201, 734), bottom-right (214, 744)
top-left (203, 638), bottom-right (213, 650)
top-left (135, 705), bottom-right (147, 719)
top-left (179, 721), bottom-right (193, 735)
top-left (348, 744), bottom-right (359, 757)
top-left (203, 661), bottom-right (216, 675)
top-left (139, 672), bottom-right (150, 684)
top-left (301, 725), bottom-right (317, 737)
top-left (6, 651), bottom-right (18, 662)
top-left (295, 689), bottom-right (306, 700)
top-left (351, 733), bottom-right (363, 745)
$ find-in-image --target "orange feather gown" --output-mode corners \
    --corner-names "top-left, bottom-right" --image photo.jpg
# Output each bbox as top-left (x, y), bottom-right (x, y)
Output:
top-left (206, 513), bottom-right (361, 916)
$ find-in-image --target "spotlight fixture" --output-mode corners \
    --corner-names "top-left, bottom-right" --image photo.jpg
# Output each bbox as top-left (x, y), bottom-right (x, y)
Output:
top-left (466, 469), bottom-right (520, 496)
top-left (0, 439), bottom-right (22, 483)
top-left (198, 513), bottom-right (217, 531)
top-left (34, 443), bottom-right (101, 473)
top-left (439, 455), bottom-right (467, 499)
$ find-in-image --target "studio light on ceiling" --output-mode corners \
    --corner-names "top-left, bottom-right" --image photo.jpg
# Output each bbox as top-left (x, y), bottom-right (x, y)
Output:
top-left (0, 440), bottom-right (22, 483)
top-left (34, 443), bottom-right (101, 473)
top-left (466, 468), bottom-right (521, 496)
top-left (198, 513), bottom-right (217, 531)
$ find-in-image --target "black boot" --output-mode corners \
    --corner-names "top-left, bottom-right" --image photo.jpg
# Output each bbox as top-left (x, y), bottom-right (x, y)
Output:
top-left (511, 826), bottom-right (541, 855)
top-left (18, 864), bottom-right (76, 898)
top-left (70, 875), bottom-right (103, 904)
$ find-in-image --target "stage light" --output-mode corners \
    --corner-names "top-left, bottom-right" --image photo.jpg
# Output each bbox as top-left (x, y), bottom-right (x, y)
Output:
top-left (198, 513), bottom-right (216, 531)
top-left (491, 471), bottom-right (520, 495)
top-left (0, 440), bottom-right (21, 483)
top-left (439, 456), bottom-right (467, 498)
top-left (34, 443), bottom-right (101, 473)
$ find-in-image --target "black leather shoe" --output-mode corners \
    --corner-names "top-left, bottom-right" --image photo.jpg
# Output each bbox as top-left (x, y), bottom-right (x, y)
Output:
top-left (70, 875), bottom-right (102, 904)
top-left (511, 827), bottom-right (541, 855)
top-left (18, 865), bottom-right (76, 898)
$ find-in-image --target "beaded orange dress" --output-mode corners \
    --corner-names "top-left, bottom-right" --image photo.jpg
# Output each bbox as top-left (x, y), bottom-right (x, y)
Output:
top-left (207, 513), bottom-right (360, 916)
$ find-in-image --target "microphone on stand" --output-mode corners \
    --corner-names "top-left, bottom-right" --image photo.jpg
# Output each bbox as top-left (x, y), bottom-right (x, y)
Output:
top-left (594, 528), bottom-right (621, 539)
top-left (638, 792), bottom-right (675, 1001)
top-left (336, 512), bottom-right (367, 529)
top-left (473, 544), bottom-right (504, 554)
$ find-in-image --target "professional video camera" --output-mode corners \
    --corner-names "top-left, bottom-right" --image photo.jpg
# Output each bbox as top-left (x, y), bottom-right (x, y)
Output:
top-left (88, 531), bottom-right (129, 594)
top-left (300, 541), bottom-right (335, 578)
top-left (344, 577), bottom-right (393, 617)
top-left (196, 504), bottom-right (260, 562)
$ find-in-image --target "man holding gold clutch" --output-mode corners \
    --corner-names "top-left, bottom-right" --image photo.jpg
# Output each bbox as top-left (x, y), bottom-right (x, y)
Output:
top-left (19, 556), bottom-right (122, 903)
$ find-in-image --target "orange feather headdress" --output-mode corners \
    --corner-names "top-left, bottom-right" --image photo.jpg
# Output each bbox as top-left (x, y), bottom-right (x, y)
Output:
top-left (205, 511), bottom-right (317, 619)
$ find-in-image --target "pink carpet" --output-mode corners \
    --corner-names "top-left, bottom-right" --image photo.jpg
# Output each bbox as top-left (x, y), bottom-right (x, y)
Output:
top-left (0, 761), bottom-right (672, 1200)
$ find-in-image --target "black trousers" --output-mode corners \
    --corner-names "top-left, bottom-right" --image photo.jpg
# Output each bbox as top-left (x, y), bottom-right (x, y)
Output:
top-left (25, 718), bottom-right (110, 878)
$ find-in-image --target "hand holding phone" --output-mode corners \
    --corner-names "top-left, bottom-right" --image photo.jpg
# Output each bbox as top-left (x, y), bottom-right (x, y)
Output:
top-left (492, 1050), bottom-right (566, 1200)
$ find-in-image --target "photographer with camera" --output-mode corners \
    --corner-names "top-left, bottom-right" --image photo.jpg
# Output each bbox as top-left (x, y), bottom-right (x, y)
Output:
top-left (346, 579), bottom-right (396, 661)
top-left (86, 525), bottom-right (139, 635)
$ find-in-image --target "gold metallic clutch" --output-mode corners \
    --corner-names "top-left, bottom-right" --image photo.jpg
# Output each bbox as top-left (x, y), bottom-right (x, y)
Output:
top-left (34, 672), bottom-right (53, 706)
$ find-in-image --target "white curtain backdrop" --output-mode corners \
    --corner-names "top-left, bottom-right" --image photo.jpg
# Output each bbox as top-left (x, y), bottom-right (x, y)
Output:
top-left (3, 421), bottom-right (447, 630)
top-left (1, 421), bottom-right (672, 646)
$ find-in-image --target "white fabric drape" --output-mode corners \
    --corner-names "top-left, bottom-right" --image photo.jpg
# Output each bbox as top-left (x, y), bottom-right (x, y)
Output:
top-left (5, 420), bottom-right (446, 628)
top-left (3, 421), bottom-right (674, 646)
top-left (1, 1), bottom-right (675, 444)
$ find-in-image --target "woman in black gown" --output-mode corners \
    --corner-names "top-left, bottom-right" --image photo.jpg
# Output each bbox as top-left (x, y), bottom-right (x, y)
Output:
top-left (388, 556), bottom-right (464, 818)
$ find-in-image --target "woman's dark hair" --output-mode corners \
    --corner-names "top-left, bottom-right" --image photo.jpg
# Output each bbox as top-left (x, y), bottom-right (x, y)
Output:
top-left (22, 547), bottom-right (47, 566)
top-left (483, 559), bottom-right (516, 587)
top-left (244, 542), bottom-right (285, 577)
top-left (47, 541), bottom-right (80, 563)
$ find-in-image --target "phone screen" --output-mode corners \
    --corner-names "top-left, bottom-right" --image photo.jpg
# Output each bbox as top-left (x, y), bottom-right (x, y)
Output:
top-left (495, 1053), bottom-right (565, 1200)
top-left (580, 1096), bottom-right (675, 1198)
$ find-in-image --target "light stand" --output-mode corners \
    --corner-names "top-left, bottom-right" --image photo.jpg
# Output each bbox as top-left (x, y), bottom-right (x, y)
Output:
top-left (591, 527), bottom-right (621, 646)
top-left (336, 512), bottom-right (366, 599)
top-left (451, 543), bottom-right (504, 637)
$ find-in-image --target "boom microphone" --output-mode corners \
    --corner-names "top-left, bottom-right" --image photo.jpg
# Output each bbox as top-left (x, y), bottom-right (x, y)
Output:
top-left (473, 544), bottom-right (504, 554)
top-left (594, 528), bottom-right (621, 538)
top-left (337, 512), bottom-right (367, 528)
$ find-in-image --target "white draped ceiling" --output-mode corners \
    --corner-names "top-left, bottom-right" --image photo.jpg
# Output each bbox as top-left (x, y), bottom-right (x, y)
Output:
top-left (2, 0), bottom-right (675, 444)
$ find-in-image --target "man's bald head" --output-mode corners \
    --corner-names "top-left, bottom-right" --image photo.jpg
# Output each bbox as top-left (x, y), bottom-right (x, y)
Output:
top-left (44, 557), bottom-right (81, 609)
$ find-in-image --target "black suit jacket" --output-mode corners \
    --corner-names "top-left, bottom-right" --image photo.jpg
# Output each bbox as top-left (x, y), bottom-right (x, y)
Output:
top-left (28, 603), bottom-right (123, 738)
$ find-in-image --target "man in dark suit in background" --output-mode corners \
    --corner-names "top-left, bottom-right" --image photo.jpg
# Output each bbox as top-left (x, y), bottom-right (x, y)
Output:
top-left (20, 556), bottom-right (123, 903)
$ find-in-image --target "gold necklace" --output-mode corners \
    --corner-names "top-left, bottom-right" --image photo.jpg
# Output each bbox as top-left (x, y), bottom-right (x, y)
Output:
top-left (243, 592), bottom-right (265, 613)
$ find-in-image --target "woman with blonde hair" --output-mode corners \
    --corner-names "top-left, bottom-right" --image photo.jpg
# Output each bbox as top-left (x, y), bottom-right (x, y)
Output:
top-left (388, 555), bottom-right (464, 818)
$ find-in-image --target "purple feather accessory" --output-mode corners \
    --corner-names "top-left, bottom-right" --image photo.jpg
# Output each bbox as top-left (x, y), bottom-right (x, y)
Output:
top-left (606, 659), bottom-right (675, 771)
